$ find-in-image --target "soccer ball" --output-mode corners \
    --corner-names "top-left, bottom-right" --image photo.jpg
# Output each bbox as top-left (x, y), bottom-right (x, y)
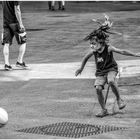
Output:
top-left (0, 107), bottom-right (8, 126)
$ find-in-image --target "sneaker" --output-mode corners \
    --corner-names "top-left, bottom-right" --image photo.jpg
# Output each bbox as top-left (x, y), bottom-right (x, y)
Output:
top-left (51, 6), bottom-right (55, 11)
top-left (4, 64), bottom-right (12, 71)
top-left (58, 6), bottom-right (61, 10)
top-left (16, 61), bottom-right (28, 69)
top-left (117, 99), bottom-right (126, 110)
top-left (61, 6), bottom-right (65, 10)
top-left (95, 109), bottom-right (109, 118)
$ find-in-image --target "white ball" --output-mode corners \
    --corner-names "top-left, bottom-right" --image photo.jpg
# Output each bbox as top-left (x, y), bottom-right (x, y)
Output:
top-left (0, 107), bottom-right (8, 125)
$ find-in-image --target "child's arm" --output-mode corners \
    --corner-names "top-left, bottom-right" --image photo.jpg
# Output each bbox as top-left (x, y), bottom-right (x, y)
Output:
top-left (106, 30), bottom-right (122, 36)
top-left (75, 50), bottom-right (94, 76)
top-left (109, 45), bottom-right (140, 57)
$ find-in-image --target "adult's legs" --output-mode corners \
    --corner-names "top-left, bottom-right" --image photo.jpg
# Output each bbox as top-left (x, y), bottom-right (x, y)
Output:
top-left (3, 43), bottom-right (13, 70)
top-left (16, 42), bottom-right (28, 68)
top-left (17, 43), bottom-right (26, 63)
top-left (61, 0), bottom-right (65, 10)
top-left (2, 25), bottom-right (13, 69)
top-left (51, 0), bottom-right (55, 10)
top-left (61, 0), bottom-right (65, 6)
top-left (48, 1), bottom-right (52, 10)
top-left (3, 43), bottom-right (10, 65)
top-left (58, 0), bottom-right (65, 10)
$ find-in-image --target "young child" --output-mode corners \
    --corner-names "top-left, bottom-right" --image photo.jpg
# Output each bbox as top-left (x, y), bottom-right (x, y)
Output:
top-left (2, 1), bottom-right (27, 70)
top-left (75, 15), bottom-right (140, 117)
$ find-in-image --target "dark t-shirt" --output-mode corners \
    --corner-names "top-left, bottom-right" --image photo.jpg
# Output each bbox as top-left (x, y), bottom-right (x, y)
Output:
top-left (2, 1), bottom-right (19, 25)
top-left (93, 45), bottom-right (118, 76)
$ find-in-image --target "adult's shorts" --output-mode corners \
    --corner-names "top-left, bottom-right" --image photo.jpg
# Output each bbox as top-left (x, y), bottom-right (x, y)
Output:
top-left (2, 23), bottom-right (27, 45)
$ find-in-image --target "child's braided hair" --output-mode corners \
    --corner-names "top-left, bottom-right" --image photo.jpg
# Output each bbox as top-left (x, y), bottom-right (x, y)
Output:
top-left (83, 14), bottom-right (112, 44)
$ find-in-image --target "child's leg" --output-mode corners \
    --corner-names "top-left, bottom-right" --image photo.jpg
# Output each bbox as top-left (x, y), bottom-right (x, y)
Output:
top-left (107, 71), bottom-right (126, 109)
top-left (95, 85), bottom-right (106, 111)
top-left (107, 71), bottom-right (120, 100)
top-left (94, 76), bottom-right (109, 117)
top-left (52, 0), bottom-right (55, 6)
top-left (10, 23), bottom-right (27, 65)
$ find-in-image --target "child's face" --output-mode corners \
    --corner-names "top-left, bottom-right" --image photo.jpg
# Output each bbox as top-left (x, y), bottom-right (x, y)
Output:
top-left (90, 40), bottom-right (102, 51)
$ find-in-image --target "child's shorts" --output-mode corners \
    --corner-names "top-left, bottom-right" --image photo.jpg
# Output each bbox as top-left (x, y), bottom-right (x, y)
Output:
top-left (94, 71), bottom-right (117, 89)
top-left (2, 23), bottom-right (27, 45)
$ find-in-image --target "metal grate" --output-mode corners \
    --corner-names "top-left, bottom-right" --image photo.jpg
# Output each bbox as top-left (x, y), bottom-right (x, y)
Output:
top-left (16, 122), bottom-right (127, 138)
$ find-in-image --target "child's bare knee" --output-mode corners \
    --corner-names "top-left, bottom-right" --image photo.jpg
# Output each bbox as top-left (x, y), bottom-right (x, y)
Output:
top-left (95, 85), bottom-right (103, 93)
top-left (108, 80), bottom-right (116, 86)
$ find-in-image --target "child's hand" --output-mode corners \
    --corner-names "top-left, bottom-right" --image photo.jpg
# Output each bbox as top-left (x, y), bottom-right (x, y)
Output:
top-left (75, 68), bottom-right (82, 76)
top-left (135, 53), bottom-right (140, 57)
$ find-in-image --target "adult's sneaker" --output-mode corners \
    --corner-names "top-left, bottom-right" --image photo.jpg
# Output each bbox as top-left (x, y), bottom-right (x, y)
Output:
top-left (117, 99), bottom-right (126, 110)
top-left (16, 62), bottom-right (28, 69)
top-left (61, 6), bottom-right (65, 10)
top-left (4, 64), bottom-right (12, 71)
top-left (51, 6), bottom-right (55, 11)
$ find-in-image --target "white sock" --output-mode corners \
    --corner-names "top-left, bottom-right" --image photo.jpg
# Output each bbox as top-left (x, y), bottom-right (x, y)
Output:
top-left (17, 43), bottom-right (26, 63)
top-left (3, 43), bottom-right (10, 65)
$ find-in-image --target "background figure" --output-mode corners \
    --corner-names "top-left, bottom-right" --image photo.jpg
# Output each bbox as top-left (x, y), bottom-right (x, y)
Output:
top-left (58, 0), bottom-right (65, 10)
top-left (48, 1), bottom-right (52, 10)
top-left (48, 0), bottom-right (65, 11)
top-left (1, 1), bottom-right (27, 70)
